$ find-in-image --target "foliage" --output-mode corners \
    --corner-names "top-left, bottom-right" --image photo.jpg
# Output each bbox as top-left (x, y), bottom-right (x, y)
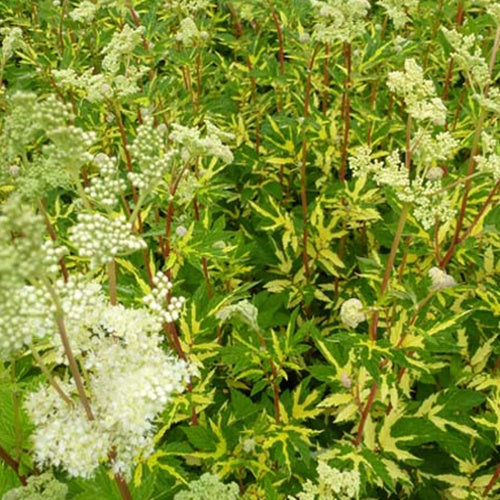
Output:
top-left (0, 0), bottom-right (499, 498)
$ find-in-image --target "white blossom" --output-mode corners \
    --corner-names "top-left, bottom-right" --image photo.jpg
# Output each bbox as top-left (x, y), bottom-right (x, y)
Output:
top-left (340, 298), bottom-right (366, 329)
top-left (70, 1), bottom-right (98, 23)
top-left (378, 0), bottom-right (418, 29)
top-left (429, 266), bottom-right (457, 290)
top-left (290, 461), bottom-right (360, 499)
top-left (387, 59), bottom-right (447, 125)
top-left (441, 28), bottom-right (490, 90)
top-left (25, 299), bottom-right (194, 478)
top-left (0, 27), bottom-right (23, 60)
top-left (310, 0), bottom-right (370, 44)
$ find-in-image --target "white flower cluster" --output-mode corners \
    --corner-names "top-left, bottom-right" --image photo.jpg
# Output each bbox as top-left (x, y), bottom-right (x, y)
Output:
top-left (399, 174), bottom-right (455, 230)
top-left (143, 272), bottom-right (186, 323)
top-left (129, 116), bottom-right (171, 190)
top-left (85, 153), bottom-right (127, 208)
top-left (413, 130), bottom-right (458, 166)
top-left (349, 147), bottom-right (455, 230)
top-left (53, 66), bottom-right (148, 102)
top-left (169, 121), bottom-right (234, 164)
top-left (378, 0), bottom-right (418, 29)
top-left (69, 0), bottom-right (98, 23)
top-left (474, 132), bottom-right (500, 181)
top-left (50, 276), bottom-right (106, 362)
top-left (387, 59), bottom-right (447, 125)
top-left (310, 0), bottom-right (371, 44)
top-left (350, 146), bottom-right (409, 189)
top-left (176, 17), bottom-right (209, 45)
top-left (216, 299), bottom-right (259, 330)
top-left (291, 462), bottom-right (360, 500)
top-left (429, 266), bottom-right (457, 290)
top-left (475, 86), bottom-right (500, 114)
top-left (25, 296), bottom-right (193, 478)
top-left (69, 212), bottom-right (146, 268)
top-left (174, 473), bottom-right (240, 500)
top-left (340, 298), bottom-right (366, 329)
top-left (102, 25), bottom-right (145, 74)
top-left (441, 28), bottom-right (490, 90)
top-left (164, 0), bottom-right (211, 13)
top-left (0, 26), bottom-right (23, 60)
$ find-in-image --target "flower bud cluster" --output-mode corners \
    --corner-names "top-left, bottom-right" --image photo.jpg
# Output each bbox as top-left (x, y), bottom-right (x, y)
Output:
top-left (44, 125), bottom-right (97, 172)
top-left (176, 17), bottom-right (209, 45)
top-left (378, 0), bottom-right (418, 29)
top-left (0, 286), bottom-right (53, 360)
top-left (85, 153), bottom-right (127, 208)
top-left (0, 26), bottom-right (24, 60)
top-left (429, 266), bottom-right (457, 290)
top-left (0, 200), bottom-right (66, 287)
top-left (129, 116), bottom-right (171, 190)
top-left (174, 473), bottom-right (240, 500)
top-left (340, 298), bottom-right (366, 329)
top-left (69, 212), bottom-right (147, 268)
top-left (1, 92), bottom-right (72, 163)
top-left (102, 25), bottom-right (145, 75)
top-left (292, 462), bottom-right (360, 500)
top-left (310, 0), bottom-right (370, 44)
top-left (387, 59), bottom-right (447, 125)
top-left (169, 121), bottom-right (234, 164)
top-left (143, 272), bottom-right (186, 323)
top-left (441, 28), bottom-right (490, 90)
top-left (2, 471), bottom-right (68, 500)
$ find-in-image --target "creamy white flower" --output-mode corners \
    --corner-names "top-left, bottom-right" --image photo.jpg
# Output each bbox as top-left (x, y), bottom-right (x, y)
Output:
top-left (429, 266), bottom-right (457, 290)
top-left (340, 298), bottom-right (366, 329)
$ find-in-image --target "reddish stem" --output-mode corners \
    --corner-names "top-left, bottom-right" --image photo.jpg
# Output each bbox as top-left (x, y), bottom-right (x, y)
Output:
top-left (300, 45), bottom-right (319, 281)
top-left (484, 461), bottom-right (500, 496)
top-left (339, 42), bottom-right (352, 182)
top-left (354, 382), bottom-right (377, 446)
top-left (322, 44), bottom-right (330, 114)
top-left (271, 10), bottom-right (285, 76)
top-left (0, 444), bottom-right (27, 486)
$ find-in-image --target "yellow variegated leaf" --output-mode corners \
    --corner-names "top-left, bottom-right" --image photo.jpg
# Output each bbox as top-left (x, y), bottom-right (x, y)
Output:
top-left (292, 386), bottom-right (322, 420)
top-left (115, 257), bottom-right (150, 295)
top-left (426, 310), bottom-right (469, 337)
top-left (470, 334), bottom-right (498, 372)
top-left (335, 402), bottom-right (358, 422)
top-left (378, 409), bottom-right (419, 462)
top-left (319, 393), bottom-right (352, 408)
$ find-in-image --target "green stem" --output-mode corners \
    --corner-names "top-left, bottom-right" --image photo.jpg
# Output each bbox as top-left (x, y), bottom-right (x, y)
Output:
top-left (108, 259), bottom-right (117, 306)
top-left (31, 345), bottom-right (74, 407)
top-left (42, 279), bottom-right (94, 421)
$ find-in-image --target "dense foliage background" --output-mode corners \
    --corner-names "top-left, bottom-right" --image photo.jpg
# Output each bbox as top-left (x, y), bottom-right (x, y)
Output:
top-left (0, 0), bottom-right (499, 498)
